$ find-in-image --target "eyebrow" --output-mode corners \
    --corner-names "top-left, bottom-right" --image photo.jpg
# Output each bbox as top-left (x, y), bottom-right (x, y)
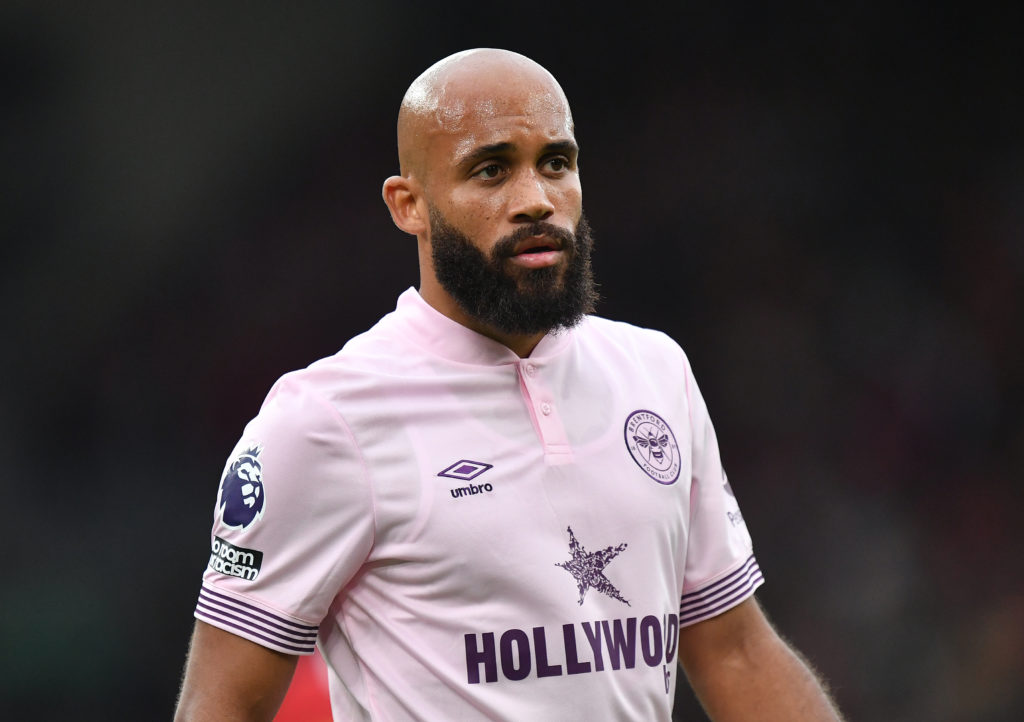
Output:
top-left (456, 140), bottom-right (580, 170)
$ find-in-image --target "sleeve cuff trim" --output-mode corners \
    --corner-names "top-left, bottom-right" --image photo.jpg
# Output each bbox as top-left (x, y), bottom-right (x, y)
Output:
top-left (678, 554), bottom-right (764, 626)
top-left (194, 583), bottom-right (318, 655)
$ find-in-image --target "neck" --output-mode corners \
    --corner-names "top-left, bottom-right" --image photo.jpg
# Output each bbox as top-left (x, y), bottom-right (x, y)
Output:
top-left (418, 279), bottom-right (547, 358)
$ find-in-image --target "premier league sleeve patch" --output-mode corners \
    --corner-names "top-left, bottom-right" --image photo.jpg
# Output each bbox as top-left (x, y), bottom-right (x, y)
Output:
top-left (217, 445), bottom-right (266, 529)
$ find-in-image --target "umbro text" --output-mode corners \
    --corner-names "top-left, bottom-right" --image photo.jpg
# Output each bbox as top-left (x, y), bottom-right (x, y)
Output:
top-left (450, 482), bottom-right (494, 499)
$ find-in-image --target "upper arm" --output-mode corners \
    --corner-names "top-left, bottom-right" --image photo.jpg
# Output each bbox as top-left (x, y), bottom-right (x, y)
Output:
top-left (175, 620), bottom-right (299, 722)
top-left (677, 595), bottom-right (778, 679)
top-left (677, 597), bottom-right (843, 721)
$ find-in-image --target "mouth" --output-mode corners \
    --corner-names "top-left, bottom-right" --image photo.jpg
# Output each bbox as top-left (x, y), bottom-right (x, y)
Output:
top-left (512, 234), bottom-right (562, 255)
top-left (508, 235), bottom-right (565, 269)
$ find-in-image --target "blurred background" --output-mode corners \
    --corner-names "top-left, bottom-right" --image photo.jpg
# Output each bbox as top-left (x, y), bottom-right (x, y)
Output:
top-left (2, 2), bottom-right (1021, 720)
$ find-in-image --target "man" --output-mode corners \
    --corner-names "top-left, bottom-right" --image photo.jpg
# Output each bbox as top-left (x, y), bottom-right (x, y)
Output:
top-left (175, 48), bottom-right (843, 721)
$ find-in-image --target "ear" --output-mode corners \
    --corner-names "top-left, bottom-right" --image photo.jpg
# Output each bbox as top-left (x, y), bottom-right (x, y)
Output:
top-left (382, 175), bottom-right (428, 236)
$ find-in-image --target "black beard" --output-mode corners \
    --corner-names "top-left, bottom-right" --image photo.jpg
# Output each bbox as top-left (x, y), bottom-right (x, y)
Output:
top-left (428, 209), bottom-right (599, 336)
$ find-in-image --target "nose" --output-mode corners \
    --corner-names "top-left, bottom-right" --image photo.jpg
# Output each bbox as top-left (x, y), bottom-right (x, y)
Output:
top-left (508, 169), bottom-right (555, 223)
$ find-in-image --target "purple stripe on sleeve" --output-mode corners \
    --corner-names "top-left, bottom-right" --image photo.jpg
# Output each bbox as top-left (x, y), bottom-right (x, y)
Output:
top-left (678, 555), bottom-right (764, 626)
top-left (197, 589), bottom-right (318, 641)
top-left (195, 598), bottom-right (317, 645)
top-left (193, 583), bottom-right (319, 654)
top-left (680, 555), bottom-right (758, 604)
top-left (199, 584), bottom-right (318, 634)
top-left (679, 565), bottom-right (759, 616)
top-left (678, 572), bottom-right (764, 626)
top-left (195, 607), bottom-right (314, 654)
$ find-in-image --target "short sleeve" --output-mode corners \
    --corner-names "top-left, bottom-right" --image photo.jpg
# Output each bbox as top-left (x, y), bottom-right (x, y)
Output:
top-left (193, 376), bottom-right (374, 654)
top-left (678, 360), bottom-right (764, 627)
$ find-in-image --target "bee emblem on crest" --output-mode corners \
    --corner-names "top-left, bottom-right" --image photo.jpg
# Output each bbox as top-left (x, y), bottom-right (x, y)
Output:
top-left (624, 410), bottom-right (681, 485)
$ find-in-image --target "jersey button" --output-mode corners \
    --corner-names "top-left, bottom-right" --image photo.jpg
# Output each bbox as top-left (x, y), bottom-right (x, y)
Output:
top-left (525, 363), bottom-right (536, 376)
top-left (540, 402), bottom-right (552, 415)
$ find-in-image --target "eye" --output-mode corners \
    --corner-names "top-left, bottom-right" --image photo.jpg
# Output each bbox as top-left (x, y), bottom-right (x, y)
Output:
top-left (473, 163), bottom-right (504, 180)
top-left (544, 156), bottom-right (570, 173)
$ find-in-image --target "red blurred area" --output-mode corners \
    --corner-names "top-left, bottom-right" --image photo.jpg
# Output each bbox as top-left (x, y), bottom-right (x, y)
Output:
top-left (275, 649), bottom-right (332, 722)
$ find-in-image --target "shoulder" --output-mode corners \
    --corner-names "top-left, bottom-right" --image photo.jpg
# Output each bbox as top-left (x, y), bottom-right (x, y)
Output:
top-left (575, 314), bottom-right (692, 368)
top-left (261, 312), bottom-right (419, 409)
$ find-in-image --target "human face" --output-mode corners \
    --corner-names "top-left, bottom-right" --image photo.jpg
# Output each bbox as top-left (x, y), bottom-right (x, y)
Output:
top-left (429, 207), bottom-right (597, 335)
top-left (420, 74), bottom-right (584, 290)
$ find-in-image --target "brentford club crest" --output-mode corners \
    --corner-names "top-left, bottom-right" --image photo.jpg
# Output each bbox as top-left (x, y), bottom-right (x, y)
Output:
top-left (624, 410), bottom-right (681, 485)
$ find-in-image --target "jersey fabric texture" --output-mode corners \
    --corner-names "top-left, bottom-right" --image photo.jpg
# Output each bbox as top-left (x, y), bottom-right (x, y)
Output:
top-left (194, 288), bottom-right (763, 721)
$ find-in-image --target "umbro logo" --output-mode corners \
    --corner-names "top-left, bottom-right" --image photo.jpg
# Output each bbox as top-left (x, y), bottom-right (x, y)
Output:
top-left (438, 459), bottom-right (495, 500)
top-left (449, 481), bottom-right (494, 499)
top-left (437, 459), bottom-right (493, 481)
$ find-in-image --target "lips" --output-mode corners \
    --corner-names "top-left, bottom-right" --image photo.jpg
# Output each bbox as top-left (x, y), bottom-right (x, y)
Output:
top-left (496, 224), bottom-right (573, 269)
top-left (512, 235), bottom-right (562, 256)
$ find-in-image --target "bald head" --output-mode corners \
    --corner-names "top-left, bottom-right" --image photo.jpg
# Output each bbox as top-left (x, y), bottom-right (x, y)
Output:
top-left (396, 49), bottom-right (573, 180)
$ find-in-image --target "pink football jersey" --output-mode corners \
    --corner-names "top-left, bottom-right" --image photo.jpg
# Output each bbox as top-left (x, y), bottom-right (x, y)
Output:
top-left (195, 288), bottom-right (763, 721)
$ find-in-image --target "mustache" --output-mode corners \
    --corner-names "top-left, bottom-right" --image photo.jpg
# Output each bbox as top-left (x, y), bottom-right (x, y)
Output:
top-left (492, 222), bottom-right (577, 258)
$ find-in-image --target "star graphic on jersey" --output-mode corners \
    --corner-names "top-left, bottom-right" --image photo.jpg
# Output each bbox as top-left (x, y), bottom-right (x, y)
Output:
top-left (555, 526), bottom-right (630, 606)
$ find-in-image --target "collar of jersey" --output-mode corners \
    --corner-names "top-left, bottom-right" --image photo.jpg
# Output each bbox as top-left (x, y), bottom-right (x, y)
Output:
top-left (392, 287), bottom-right (573, 366)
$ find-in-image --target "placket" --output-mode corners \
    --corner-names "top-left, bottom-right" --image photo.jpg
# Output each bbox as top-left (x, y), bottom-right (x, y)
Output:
top-left (516, 359), bottom-right (574, 465)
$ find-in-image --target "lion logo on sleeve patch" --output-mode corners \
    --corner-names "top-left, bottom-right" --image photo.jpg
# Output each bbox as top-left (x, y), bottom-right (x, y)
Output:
top-left (218, 445), bottom-right (266, 529)
top-left (624, 410), bottom-right (681, 485)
